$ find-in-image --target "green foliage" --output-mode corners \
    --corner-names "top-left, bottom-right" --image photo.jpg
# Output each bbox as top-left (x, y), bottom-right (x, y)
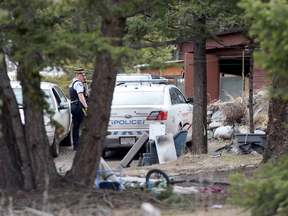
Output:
top-left (41, 74), bottom-right (72, 99)
top-left (156, 186), bottom-right (191, 209)
top-left (229, 155), bottom-right (288, 215)
top-left (156, 185), bottom-right (174, 200)
top-left (239, 0), bottom-right (288, 99)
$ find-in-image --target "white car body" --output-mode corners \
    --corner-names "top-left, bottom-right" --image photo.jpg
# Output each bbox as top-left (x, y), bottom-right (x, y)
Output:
top-left (104, 80), bottom-right (193, 153)
top-left (11, 81), bottom-right (72, 157)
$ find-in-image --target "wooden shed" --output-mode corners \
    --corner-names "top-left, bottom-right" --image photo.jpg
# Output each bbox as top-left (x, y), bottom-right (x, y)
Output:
top-left (180, 31), bottom-right (268, 103)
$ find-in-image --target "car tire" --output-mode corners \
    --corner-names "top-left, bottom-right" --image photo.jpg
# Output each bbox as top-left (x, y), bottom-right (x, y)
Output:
top-left (51, 133), bottom-right (60, 157)
top-left (60, 130), bottom-right (72, 146)
top-left (102, 150), bottom-right (106, 159)
top-left (185, 141), bottom-right (192, 153)
top-left (138, 155), bottom-right (143, 167)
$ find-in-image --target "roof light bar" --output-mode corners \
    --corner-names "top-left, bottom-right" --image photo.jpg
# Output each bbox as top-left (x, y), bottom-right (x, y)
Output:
top-left (116, 79), bottom-right (170, 86)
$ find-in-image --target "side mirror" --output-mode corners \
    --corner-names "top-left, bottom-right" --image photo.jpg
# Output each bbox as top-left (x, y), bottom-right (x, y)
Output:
top-left (187, 97), bottom-right (194, 104)
top-left (58, 101), bottom-right (69, 110)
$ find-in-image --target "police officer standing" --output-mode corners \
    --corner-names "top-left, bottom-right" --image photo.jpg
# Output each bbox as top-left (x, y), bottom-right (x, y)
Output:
top-left (69, 68), bottom-right (88, 150)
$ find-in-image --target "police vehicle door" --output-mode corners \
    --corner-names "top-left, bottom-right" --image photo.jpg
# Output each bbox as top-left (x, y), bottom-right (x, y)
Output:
top-left (169, 87), bottom-right (190, 134)
top-left (52, 86), bottom-right (71, 138)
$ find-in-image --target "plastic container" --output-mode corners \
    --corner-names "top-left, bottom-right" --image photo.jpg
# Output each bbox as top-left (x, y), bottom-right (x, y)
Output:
top-left (173, 130), bottom-right (188, 158)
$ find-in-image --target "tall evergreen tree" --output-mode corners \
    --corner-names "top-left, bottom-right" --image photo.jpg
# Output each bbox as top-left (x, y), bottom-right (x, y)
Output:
top-left (0, 0), bottom-right (85, 191)
top-left (239, 0), bottom-right (288, 162)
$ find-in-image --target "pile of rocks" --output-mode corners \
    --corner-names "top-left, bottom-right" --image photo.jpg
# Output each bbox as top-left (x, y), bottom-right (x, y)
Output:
top-left (207, 121), bottom-right (265, 140)
top-left (206, 90), bottom-right (268, 141)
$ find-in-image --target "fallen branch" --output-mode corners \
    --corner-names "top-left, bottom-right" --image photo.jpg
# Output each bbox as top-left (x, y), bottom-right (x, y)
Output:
top-left (103, 192), bottom-right (114, 209)
top-left (25, 207), bottom-right (54, 216)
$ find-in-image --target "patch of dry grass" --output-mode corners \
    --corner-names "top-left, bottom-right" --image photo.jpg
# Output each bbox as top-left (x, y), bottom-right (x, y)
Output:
top-left (221, 102), bottom-right (247, 124)
top-left (122, 139), bottom-right (262, 180)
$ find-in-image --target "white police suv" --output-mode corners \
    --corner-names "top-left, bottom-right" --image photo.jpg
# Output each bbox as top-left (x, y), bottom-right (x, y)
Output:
top-left (103, 79), bottom-right (193, 156)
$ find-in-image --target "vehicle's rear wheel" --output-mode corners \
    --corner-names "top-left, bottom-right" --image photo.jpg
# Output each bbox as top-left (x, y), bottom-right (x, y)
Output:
top-left (102, 150), bottom-right (106, 159)
top-left (51, 133), bottom-right (60, 157)
top-left (60, 130), bottom-right (72, 146)
top-left (185, 141), bottom-right (192, 153)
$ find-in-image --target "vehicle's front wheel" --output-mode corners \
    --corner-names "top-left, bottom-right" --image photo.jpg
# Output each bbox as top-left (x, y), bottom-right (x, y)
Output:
top-left (60, 130), bottom-right (72, 146)
top-left (51, 133), bottom-right (60, 157)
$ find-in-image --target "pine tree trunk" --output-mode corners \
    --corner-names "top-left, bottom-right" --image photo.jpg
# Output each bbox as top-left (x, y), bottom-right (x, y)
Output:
top-left (0, 54), bottom-right (23, 193)
top-left (17, 62), bottom-right (59, 190)
top-left (262, 77), bottom-right (288, 163)
top-left (0, 96), bottom-right (23, 193)
top-left (0, 50), bottom-right (36, 191)
top-left (66, 16), bottom-right (126, 186)
top-left (191, 15), bottom-right (207, 154)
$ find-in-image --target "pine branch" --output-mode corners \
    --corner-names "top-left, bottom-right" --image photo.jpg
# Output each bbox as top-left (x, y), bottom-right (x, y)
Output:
top-left (120, 6), bottom-right (151, 19)
top-left (128, 26), bottom-right (250, 49)
top-left (120, 0), bottom-right (167, 19)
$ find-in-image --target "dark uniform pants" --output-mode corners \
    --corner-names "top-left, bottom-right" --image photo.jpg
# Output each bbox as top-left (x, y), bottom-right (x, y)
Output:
top-left (71, 105), bottom-right (84, 148)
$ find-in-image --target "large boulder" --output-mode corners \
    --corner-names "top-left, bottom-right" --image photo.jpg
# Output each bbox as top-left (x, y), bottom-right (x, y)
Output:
top-left (214, 126), bottom-right (233, 139)
top-left (207, 110), bottom-right (213, 117)
top-left (254, 130), bottom-right (265, 134)
top-left (208, 121), bottom-right (223, 130)
top-left (257, 90), bottom-right (268, 98)
top-left (212, 111), bottom-right (226, 120)
top-left (207, 130), bottom-right (214, 140)
top-left (238, 126), bottom-right (250, 134)
top-left (244, 97), bottom-right (256, 106)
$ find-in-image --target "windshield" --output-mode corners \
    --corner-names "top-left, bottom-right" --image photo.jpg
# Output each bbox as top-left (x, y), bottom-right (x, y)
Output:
top-left (12, 88), bottom-right (55, 110)
top-left (112, 91), bottom-right (164, 105)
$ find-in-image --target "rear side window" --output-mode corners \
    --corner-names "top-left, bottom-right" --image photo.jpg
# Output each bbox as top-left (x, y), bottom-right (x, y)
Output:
top-left (174, 88), bottom-right (187, 103)
top-left (112, 91), bottom-right (164, 105)
top-left (12, 88), bottom-right (54, 110)
top-left (170, 88), bottom-right (186, 105)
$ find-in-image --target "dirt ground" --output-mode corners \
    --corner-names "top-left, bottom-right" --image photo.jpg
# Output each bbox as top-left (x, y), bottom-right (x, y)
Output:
top-left (1, 140), bottom-right (260, 216)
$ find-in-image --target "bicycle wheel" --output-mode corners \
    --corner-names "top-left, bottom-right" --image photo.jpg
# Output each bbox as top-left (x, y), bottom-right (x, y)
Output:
top-left (145, 169), bottom-right (171, 194)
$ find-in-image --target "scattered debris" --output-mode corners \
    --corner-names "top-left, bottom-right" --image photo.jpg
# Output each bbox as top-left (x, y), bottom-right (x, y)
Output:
top-left (210, 153), bottom-right (221, 158)
top-left (139, 202), bottom-right (161, 216)
top-left (215, 144), bottom-right (232, 152)
top-left (197, 186), bottom-right (226, 194)
top-left (211, 204), bottom-right (223, 209)
top-left (173, 186), bottom-right (198, 194)
top-left (253, 107), bottom-right (263, 118)
top-left (57, 164), bottom-right (65, 173)
top-left (25, 207), bottom-right (54, 216)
